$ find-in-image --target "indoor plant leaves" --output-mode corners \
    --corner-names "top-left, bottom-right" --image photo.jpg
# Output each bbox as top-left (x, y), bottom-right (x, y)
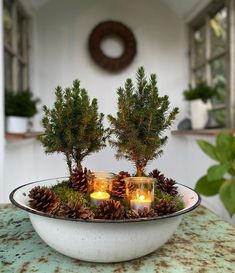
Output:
top-left (196, 131), bottom-right (235, 216)
top-left (183, 82), bottom-right (218, 103)
top-left (207, 164), bottom-right (228, 181)
top-left (197, 140), bottom-right (218, 161)
top-left (5, 90), bottom-right (40, 118)
top-left (219, 180), bottom-right (235, 216)
top-left (215, 131), bottom-right (234, 164)
top-left (195, 176), bottom-right (224, 196)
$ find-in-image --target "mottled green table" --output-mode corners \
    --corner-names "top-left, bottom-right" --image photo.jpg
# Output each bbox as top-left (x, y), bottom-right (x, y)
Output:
top-left (0, 204), bottom-right (235, 273)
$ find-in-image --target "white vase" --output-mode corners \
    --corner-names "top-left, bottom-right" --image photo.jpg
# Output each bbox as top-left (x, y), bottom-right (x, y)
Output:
top-left (190, 100), bottom-right (211, 129)
top-left (6, 116), bottom-right (28, 133)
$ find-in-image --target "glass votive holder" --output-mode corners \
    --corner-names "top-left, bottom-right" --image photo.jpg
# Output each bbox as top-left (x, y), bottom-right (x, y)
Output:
top-left (90, 172), bottom-right (114, 206)
top-left (125, 177), bottom-right (155, 212)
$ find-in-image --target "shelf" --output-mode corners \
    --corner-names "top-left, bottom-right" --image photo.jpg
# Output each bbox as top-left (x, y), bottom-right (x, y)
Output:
top-left (5, 130), bottom-right (233, 139)
top-left (171, 129), bottom-right (233, 136)
top-left (5, 131), bottom-right (42, 141)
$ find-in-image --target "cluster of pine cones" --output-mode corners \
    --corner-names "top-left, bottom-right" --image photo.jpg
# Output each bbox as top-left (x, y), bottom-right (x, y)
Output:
top-left (92, 198), bottom-right (177, 220)
top-left (28, 186), bottom-right (123, 220)
top-left (28, 186), bottom-right (92, 219)
top-left (28, 186), bottom-right (177, 220)
top-left (28, 167), bottom-right (179, 220)
top-left (149, 169), bottom-right (178, 196)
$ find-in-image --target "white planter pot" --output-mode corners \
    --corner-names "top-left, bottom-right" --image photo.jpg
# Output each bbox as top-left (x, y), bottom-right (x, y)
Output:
top-left (10, 178), bottom-right (200, 263)
top-left (190, 100), bottom-right (211, 129)
top-left (6, 116), bottom-right (28, 133)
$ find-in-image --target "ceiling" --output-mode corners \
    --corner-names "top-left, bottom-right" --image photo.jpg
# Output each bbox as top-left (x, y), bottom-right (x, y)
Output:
top-left (28, 0), bottom-right (211, 21)
top-left (163, 0), bottom-right (211, 20)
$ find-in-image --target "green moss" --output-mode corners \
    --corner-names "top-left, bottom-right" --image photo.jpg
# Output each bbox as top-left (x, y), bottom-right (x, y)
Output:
top-left (122, 198), bottom-right (130, 215)
top-left (48, 179), bottom-right (184, 215)
top-left (50, 180), bottom-right (90, 206)
top-left (170, 196), bottom-right (185, 211)
top-left (154, 188), bottom-right (185, 211)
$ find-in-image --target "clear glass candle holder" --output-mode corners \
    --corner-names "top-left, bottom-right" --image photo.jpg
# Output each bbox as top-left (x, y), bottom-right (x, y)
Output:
top-left (125, 177), bottom-right (155, 212)
top-left (90, 172), bottom-right (114, 206)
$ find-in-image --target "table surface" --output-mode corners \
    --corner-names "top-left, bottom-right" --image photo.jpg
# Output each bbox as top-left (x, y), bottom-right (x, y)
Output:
top-left (0, 204), bottom-right (235, 273)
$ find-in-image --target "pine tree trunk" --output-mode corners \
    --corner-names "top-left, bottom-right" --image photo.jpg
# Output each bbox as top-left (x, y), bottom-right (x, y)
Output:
top-left (136, 165), bottom-right (145, 177)
top-left (66, 153), bottom-right (72, 175)
top-left (76, 161), bottom-right (83, 171)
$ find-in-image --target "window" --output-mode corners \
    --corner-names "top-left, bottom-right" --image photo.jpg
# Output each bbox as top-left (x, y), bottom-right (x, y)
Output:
top-left (3, 0), bottom-right (29, 91)
top-left (189, 1), bottom-right (232, 128)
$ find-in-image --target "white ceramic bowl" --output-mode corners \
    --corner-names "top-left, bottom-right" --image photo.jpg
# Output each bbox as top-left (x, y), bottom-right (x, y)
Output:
top-left (10, 178), bottom-right (200, 263)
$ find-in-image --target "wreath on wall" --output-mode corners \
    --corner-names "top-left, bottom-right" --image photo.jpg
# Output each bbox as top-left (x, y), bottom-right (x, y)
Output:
top-left (88, 21), bottom-right (137, 72)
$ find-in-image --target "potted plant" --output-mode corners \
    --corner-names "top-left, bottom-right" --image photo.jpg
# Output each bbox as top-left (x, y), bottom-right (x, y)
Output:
top-left (195, 131), bottom-right (235, 217)
top-left (183, 82), bottom-right (217, 129)
top-left (5, 90), bottom-right (40, 133)
top-left (10, 73), bottom-right (200, 263)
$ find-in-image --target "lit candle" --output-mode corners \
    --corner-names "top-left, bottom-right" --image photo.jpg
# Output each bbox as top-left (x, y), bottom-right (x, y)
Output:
top-left (130, 194), bottom-right (152, 211)
top-left (90, 191), bottom-right (110, 206)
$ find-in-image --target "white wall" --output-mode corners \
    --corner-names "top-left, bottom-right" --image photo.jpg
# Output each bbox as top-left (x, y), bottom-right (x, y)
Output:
top-left (3, 0), bottom-right (234, 224)
top-left (32, 0), bottom-right (189, 178)
top-left (0, 0), bottom-right (4, 203)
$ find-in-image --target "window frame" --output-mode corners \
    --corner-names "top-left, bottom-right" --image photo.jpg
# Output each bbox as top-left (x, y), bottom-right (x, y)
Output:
top-left (189, 0), bottom-right (235, 128)
top-left (4, 0), bottom-right (29, 92)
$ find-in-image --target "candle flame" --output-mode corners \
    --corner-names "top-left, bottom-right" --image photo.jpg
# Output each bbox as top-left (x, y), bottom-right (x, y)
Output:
top-left (98, 191), bottom-right (102, 197)
top-left (139, 195), bottom-right (145, 201)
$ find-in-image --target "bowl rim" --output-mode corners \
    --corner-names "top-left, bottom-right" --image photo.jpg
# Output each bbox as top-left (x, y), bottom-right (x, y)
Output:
top-left (9, 177), bottom-right (201, 224)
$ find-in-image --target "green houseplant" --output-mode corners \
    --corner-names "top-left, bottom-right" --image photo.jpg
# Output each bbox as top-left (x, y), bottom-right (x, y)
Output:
top-left (195, 131), bottom-right (235, 216)
top-left (5, 90), bottom-right (40, 133)
top-left (183, 82), bottom-right (218, 130)
top-left (108, 67), bottom-right (179, 177)
top-left (183, 82), bottom-right (217, 102)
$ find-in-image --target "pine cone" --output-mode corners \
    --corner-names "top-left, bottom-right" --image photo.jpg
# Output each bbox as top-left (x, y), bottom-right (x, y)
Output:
top-left (70, 167), bottom-right (89, 193)
top-left (95, 199), bottom-right (125, 220)
top-left (112, 171), bottom-right (130, 199)
top-left (149, 169), bottom-right (165, 183)
top-left (127, 182), bottom-right (138, 194)
top-left (154, 199), bottom-right (177, 216)
top-left (128, 208), bottom-right (155, 219)
top-left (59, 202), bottom-right (94, 219)
top-left (28, 186), bottom-right (60, 214)
top-left (149, 169), bottom-right (178, 196)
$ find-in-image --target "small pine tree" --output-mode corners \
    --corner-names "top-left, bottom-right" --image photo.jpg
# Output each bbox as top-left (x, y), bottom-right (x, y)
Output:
top-left (108, 67), bottom-right (179, 177)
top-left (38, 80), bottom-right (108, 174)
